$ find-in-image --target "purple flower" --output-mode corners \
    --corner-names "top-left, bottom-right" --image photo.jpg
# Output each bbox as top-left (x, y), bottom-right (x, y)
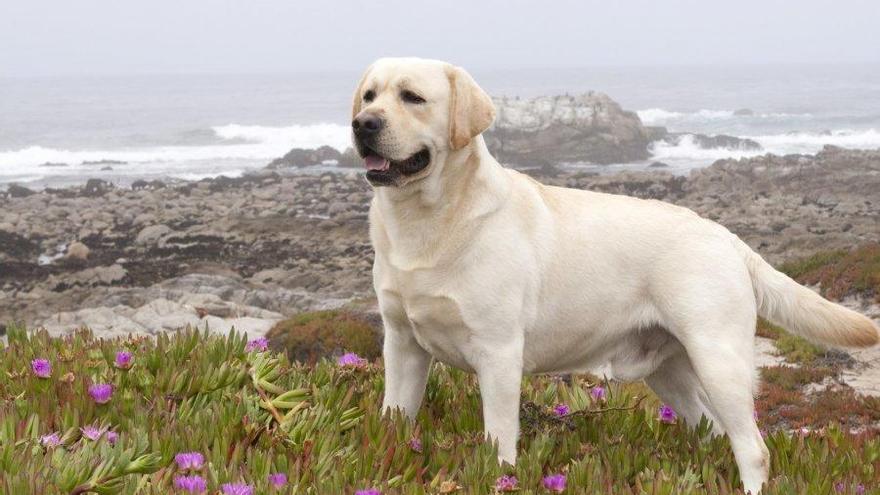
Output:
top-left (175, 452), bottom-right (205, 471)
top-left (355, 490), bottom-right (381, 495)
top-left (553, 403), bottom-right (570, 417)
top-left (174, 475), bottom-right (207, 493)
top-left (80, 425), bottom-right (103, 441)
top-left (495, 475), bottom-right (519, 491)
top-left (337, 352), bottom-right (367, 367)
top-left (115, 351), bottom-right (133, 369)
top-left (245, 337), bottom-right (269, 352)
top-left (268, 473), bottom-right (287, 488)
top-left (409, 437), bottom-right (423, 452)
top-left (32, 358), bottom-right (51, 378)
top-left (221, 483), bottom-right (254, 495)
top-left (658, 404), bottom-right (677, 424)
top-left (89, 383), bottom-right (113, 404)
top-left (542, 473), bottom-right (567, 492)
top-left (857, 484), bottom-right (866, 495)
top-left (590, 386), bottom-right (606, 401)
top-left (106, 430), bottom-right (118, 445)
top-left (40, 432), bottom-right (61, 448)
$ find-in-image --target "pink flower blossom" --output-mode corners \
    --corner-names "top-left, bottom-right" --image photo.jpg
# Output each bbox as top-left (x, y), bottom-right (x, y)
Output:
top-left (542, 473), bottom-right (567, 492)
top-left (409, 437), bottom-right (423, 452)
top-left (174, 475), bottom-right (207, 493)
top-left (221, 483), bottom-right (254, 495)
top-left (495, 475), bottom-right (519, 491)
top-left (115, 351), bottom-right (133, 369)
top-left (355, 490), bottom-right (381, 495)
top-left (245, 337), bottom-right (269, 352)
top-left (89, 383), bottom-right (113, 404)
top-left (268, 473), bottom-right (287, 488)
top-left (32, 358), bottom-right (51, 378)
top-left (175, 452), bottom-right (205, 471)
top-left (337, 352), bottom-right (367, 367)
top-left (553, 404), bottom-right (570, 417)
top-left (80, 425), bottom-right (103, 441)
top-left (79, 425), bottom-right (117, 444)
top-left (658, 404), bottom-right (677, 424)
top-left (40, 432), bottom-right (61, 448)
top-left (590, 386), bottom-right (606, 401)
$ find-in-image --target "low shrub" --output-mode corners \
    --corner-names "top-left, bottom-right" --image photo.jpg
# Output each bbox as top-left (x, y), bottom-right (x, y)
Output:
top-left (266, 309), bottom-right (381, 364)
top-left (1, 326), bottom-right (877, 494)
top-left (780, 243), bottom-right (880, 302)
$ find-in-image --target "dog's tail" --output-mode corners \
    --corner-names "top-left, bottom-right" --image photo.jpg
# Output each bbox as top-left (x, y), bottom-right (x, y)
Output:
top-left (735, 239), bottom-right (879, 347)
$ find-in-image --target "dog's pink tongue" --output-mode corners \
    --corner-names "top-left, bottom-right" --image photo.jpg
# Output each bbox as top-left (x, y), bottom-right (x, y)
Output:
top-left (364, 155), bottom-right (390, 171)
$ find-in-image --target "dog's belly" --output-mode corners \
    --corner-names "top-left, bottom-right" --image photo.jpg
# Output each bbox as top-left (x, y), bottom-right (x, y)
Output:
top-left (524, 323), bottom-right (679, 381)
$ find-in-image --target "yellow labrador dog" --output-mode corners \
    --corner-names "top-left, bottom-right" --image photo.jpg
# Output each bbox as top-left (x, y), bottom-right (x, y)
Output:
top-left (352, 57), bottom-right (879, 493)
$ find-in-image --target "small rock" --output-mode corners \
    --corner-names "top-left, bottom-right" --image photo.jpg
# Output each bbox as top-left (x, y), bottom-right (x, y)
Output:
top-left (82, 179), bottom-right (112, 197)
top-left (66, 241), bottom-right (90, 260)
top-left (6, 184), bottom-right (35, 198)
top-left (135, 224), bottom-right (173, 246)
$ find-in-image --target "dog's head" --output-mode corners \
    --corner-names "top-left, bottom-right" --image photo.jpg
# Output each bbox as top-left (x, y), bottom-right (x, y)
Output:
top-left (351, 58), bottom-right (495, 187)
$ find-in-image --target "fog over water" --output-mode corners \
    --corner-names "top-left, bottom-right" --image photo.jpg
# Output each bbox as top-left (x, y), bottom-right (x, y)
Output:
top-left (1, 1), bottom-right (879, 187)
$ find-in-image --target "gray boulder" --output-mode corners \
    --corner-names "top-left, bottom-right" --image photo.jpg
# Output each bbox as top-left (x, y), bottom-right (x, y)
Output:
top-left (267, 145), bottom-right (342, 169)
top-left (484, 92), bottom-right (658, 166)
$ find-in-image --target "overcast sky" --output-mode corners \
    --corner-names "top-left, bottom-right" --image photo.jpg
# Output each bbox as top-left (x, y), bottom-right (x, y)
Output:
top-left (2, 0), bottom-right (879, 77)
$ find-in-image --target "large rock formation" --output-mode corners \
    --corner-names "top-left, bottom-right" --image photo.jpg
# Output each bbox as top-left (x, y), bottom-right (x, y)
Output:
top-left (484, 92), bottom-right (662, 166)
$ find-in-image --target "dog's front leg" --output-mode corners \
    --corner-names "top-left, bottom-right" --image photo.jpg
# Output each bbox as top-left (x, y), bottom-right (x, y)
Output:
top-left (475, 344), bottom-right (523, 465)
top-left (381, 321), bottom-right (432, 419)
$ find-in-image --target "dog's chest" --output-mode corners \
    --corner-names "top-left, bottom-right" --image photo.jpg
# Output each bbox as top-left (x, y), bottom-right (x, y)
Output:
top-left (383, 271), bottom-right (476, 371)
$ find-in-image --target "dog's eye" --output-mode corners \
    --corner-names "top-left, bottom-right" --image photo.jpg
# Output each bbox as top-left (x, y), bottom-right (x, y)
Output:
top-left (363, 90), bottom-right (375, 103)
top-left (401, 90), bottom-right (426, 104)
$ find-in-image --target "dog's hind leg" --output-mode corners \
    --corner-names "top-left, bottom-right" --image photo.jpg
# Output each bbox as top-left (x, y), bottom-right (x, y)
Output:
top-left (677, 323), bottom-right (769, 494)
top-left (645, 348), bottom-right (723, 435)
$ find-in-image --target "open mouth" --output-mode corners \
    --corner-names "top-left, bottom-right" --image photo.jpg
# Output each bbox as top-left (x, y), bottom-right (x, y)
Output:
top-left (362, 148), bottom-right (431, 186)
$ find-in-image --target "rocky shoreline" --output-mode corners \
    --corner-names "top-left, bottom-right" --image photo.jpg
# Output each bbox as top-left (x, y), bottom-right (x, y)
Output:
top-left (1, 145), bottom-right (878, 339)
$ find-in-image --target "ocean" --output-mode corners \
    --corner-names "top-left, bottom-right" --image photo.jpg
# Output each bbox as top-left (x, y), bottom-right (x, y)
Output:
top-left (2, 64), bottom-right (879, 188)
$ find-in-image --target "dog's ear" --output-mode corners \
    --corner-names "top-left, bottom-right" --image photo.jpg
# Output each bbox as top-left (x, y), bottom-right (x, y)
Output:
top-left (446, 65), bottom-right (496, 150)
top-left (351, 64), bottom-right (373, 120)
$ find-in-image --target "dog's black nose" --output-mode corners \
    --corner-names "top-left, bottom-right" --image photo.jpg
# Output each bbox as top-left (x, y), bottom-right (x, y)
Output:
top-left (352, 113), bottom-right (383, 136)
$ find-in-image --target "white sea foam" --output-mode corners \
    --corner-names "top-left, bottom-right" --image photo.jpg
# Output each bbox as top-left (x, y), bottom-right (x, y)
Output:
top-left (0, 123), bottom-right (352, 179)
top-left (648, 128), bottom-right (880, 169)
top-left (750, 128), bottom-right (880, 155)
top-left (649, 135), bottom-right (764, 164)
top-left (637, 108), bottom-right (810, 126)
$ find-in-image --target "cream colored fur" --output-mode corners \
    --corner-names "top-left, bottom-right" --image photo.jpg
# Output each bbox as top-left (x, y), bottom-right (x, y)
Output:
top-left (353, 57), bottom-right (879, 494)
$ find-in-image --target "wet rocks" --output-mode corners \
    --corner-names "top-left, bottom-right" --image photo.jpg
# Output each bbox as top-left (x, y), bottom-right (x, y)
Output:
top-left (267, 145), bottom-right (344, 168)
top-left (3, 146), bottom-right (878, 340)
top-left (6, 184), bottom-right (36, 198)
top-left (665, 132), bottom-right (762, 150)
